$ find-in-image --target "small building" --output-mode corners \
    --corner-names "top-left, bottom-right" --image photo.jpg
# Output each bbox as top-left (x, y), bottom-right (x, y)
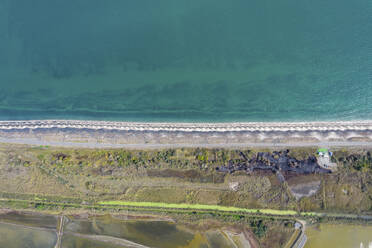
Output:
top-left (317, 148), bottom-right (332, 158)
top-left (317, 148), bottom-right (336, 169)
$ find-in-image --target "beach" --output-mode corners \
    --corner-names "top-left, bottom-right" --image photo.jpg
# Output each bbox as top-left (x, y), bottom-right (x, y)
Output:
top-left (1, 120), bottom-right (372, 148)
top-left (3, 120), bottom-right (372, 132)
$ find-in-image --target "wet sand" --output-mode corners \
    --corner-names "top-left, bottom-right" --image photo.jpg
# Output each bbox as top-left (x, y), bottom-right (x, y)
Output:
top-left (1, 120), bottom-right (372, 148)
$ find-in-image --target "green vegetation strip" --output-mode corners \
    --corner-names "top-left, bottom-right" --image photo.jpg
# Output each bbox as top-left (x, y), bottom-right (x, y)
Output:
top-left (99, 201), bottom-right (298, 216)
top-left (0, 197), bottom-right (363, 220)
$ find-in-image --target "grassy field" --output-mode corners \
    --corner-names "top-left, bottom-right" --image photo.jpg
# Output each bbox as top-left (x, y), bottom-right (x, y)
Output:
top-left (99, 201), bottom-right (298, 216)
top-left (1, 143), bottom-right (372, 215)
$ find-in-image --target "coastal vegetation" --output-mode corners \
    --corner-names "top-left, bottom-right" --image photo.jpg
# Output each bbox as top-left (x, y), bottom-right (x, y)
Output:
top-left (1, 143), bottom-right (372, 213)
top-left (1, 143), bottom-right (372, 247)
top-left (98, 201), bottom-right (298, 216)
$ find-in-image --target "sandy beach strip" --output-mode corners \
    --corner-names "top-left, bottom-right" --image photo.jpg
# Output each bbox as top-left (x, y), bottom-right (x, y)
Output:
top-left (1, 138), bottom-right (372, 149)
top-left (1, 120), bottom-right (372, 132)
top-left (2, 120), bottom-right (372, 148)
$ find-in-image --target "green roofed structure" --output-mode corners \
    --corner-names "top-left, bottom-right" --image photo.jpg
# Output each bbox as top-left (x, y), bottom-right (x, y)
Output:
top-left (317, 149), bottom-right (335, 169)
top-left (317, 148), bottom-right (333, 158)
top-left (317, 148), bottom-right (329, 153)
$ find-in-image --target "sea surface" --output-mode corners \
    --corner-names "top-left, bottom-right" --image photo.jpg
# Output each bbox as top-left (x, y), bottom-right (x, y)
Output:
top-left (0, 0), bottom-right (372, 122)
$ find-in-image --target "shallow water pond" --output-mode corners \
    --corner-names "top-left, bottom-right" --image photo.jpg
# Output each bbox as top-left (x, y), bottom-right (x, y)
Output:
top-left (61, 234), bottom-right (130, 248)
top-left (206, 230), bottom-right (235, 248)
top-left (65, 217), bottom-right (192, 247)
top-left (0, 212), bottom-right (243, 248)
top-left (0, 222), bottom-right (57, 248)
top-left (0, 211), bottom-right (57, 229)
top-left (64, 215), bottom-right (237, 248)
top-left (305, 223), bottom-right (372, 248)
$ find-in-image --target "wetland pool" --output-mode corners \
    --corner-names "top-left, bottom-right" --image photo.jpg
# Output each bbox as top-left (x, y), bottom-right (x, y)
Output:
top-left (0, 212), bottom-right (248, 248)
top-left (305, 223), bottom-right (372, 248)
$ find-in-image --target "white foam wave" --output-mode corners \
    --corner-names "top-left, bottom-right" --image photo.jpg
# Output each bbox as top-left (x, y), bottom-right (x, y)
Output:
top-left (1, 120), bottom-right (372, 133)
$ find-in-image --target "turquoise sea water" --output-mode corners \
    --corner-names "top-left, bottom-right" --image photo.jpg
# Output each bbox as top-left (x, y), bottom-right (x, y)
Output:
top-left (0, 0), bottom-right (372, 122)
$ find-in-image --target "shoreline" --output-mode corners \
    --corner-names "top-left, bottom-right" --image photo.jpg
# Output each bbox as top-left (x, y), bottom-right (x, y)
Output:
top-left (2, 119), bottom-right (372, 132)
top-left (2, 120), bottom-right (372, 148)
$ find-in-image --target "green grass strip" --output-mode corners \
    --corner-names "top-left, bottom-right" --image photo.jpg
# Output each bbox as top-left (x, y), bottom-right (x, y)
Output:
top-left (300, 212), bottom-right (323, 217)
top-left (98, 201), bottom-right (298, 216)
